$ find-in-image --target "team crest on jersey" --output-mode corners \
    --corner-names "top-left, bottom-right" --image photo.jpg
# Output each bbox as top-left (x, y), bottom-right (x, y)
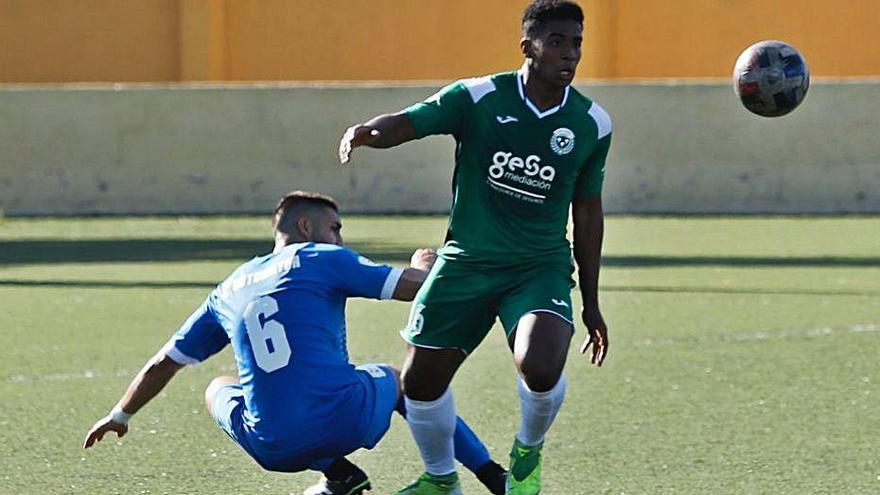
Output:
top-left (550, 127), bottom-right (575, 155)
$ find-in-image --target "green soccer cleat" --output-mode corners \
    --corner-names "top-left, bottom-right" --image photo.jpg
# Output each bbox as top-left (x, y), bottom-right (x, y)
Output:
top-left (395, 472), bottom-right (463, 495)
top-left (505, 439), bottom-right (543, 494)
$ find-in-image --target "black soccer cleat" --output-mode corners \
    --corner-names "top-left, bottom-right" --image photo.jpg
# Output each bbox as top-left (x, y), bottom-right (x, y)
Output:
top-left (303, 459), bottom-right (372, 495)
top-left (303, 469), bottom-right (371, 495)
top-left (475, 460), bottom-right (507, 495)
top-left (304, 457), bottom-right (372, 495)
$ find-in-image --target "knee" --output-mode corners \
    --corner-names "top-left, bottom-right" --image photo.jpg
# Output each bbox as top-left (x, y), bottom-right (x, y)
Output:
top-left (204, 379), bottom-right (221, 411)
top-left (402, 366), bottom-right (450, 401)
top-left (204, 375), bottom-right (238, 411)
top-left (400, 347), bottom-right (464, 401)
top-left (512, 313), bottom-right (572, 392)
top-left (517, 358), bottom-right (565, 392)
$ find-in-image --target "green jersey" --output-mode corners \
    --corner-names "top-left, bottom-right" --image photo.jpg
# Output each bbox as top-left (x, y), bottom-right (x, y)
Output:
top-left (405, 70), bottom-right (612, 267)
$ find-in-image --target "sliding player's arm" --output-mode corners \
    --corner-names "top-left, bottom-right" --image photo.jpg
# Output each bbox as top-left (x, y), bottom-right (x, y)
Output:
top-left (83, 299), bottom-right (229, 449)
top-left (391, 248), bottom-right (437, 301)
top-left (339, 80), bottom-right (470, 164)
top-left (329, 246), bottom-right (437, 302)
top-left (82, 350), bottom-right (184, 448)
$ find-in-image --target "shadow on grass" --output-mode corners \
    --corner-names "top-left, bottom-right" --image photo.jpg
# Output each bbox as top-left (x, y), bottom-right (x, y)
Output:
top-left (0, 279), bottom-right (216, 289)
top-left (0, 239), bottom-right (416, 265)
top-left (1, 279), bottom-right (877, 298)
top-left (602, 285), bottom-right (880, 298)
top-left (2, 239), bottom-right (880, 268)
top-left (603, 256), bottom-right (880, 268)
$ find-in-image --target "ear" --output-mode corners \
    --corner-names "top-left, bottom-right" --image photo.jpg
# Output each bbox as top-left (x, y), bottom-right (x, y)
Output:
top-left (296, 216), bottom-right (312, 240)
top-left (520, 38), bottom-right (532, 57)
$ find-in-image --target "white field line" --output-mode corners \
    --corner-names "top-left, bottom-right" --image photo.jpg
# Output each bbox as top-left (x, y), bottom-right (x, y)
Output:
top-left (627, 322), bottom-right (879, 348)
top-left (5, 324), bottom-right (878, 384)
top-left (6, 363), bottom-right (237, 384)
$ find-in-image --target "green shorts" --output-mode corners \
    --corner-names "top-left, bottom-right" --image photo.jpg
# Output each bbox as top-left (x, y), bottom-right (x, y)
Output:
top-left (401, 257), bottom-right (575, 354)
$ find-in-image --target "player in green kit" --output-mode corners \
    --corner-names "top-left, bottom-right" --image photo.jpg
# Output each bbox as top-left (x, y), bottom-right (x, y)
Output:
top-left (338, 1), bottom-right (609, 493)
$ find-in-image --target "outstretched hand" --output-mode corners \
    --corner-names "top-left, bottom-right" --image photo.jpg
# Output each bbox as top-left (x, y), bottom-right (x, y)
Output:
top-left (83, 416), bottom-right (128, 449)
top-left (580, 307), bottom-right (609, 367)
top-left (338, 125), bottom-right (381, 164)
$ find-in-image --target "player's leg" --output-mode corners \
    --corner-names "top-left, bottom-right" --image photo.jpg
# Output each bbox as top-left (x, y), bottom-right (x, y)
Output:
top-left (511, 312), bottom-right (572, 438)
top-left (203, 375), bottom-right (272, 469)
top-left (302, 363), bottom-right (403, 495)
top-left (207, 376), bottom-right (372, 495)
top-left (454, 422), bottom-right (506, 495)
top-left (396, 257), bottom-right (499, 494)
top-left (204, 375), bottom-right (238, 411)
top-left (396, 346), bottom-right (466, 494)
top-left (391, 364), bottom-right (507, 495)
top-left (360, 363), bottom-right (505, 491)
top-left (506, 313), bottom-right (572, 495)
top-left (498, 266), bottom-right (576, 495)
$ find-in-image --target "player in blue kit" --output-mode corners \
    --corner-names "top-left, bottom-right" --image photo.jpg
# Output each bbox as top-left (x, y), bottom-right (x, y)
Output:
top-left (83, 191), bottom-right (506, 495)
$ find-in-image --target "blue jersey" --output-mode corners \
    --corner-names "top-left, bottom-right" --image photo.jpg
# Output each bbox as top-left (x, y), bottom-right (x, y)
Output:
top-left (163, 243), bottom-right (402, 462)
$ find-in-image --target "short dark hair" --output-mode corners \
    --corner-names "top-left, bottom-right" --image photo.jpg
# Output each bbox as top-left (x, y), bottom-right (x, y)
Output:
top-left (273, 190), bottom-right (338, 233)
top-left (522, 0), bottom-right (584, 38)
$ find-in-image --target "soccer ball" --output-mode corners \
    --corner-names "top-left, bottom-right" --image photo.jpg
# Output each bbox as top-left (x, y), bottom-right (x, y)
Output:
top-left (733, 40), bottom-right (810, 117)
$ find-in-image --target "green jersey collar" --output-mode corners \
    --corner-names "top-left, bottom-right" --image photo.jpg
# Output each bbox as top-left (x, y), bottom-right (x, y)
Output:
top-left (516, 69), bottom-right (570, 119)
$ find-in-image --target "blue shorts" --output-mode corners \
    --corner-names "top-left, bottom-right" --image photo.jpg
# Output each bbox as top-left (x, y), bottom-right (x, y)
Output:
top-left (210, 363), bottom-right (399, 472)
top-left (353, 364), bottom-right (400, 449)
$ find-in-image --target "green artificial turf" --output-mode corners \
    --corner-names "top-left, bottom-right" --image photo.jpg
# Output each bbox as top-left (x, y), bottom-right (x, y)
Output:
top-left (1, 216), bottom-right (877, 494)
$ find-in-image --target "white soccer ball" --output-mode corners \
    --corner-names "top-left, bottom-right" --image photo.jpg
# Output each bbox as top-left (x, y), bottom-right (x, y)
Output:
top-left (733, 40), bottom-right (810, 117)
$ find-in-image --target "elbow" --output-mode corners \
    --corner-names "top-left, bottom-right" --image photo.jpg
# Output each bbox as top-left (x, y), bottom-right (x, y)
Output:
top-left (151, 354), bottom-right (185, 378)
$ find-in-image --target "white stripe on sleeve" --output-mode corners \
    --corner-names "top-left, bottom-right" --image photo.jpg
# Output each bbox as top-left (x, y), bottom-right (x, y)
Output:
top-left (162, 340), bottom-right (200, 366)
top-left (587, 102), bottom-right (612, 140)
top-left (462, 76), bottom-right (496, 103)
top-left (380, 268), bottom-right (405, 300)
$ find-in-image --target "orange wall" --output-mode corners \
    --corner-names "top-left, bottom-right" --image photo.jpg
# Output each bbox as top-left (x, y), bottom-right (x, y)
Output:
top-left (0, 0), bottom-right (878, 83)
top-left (608, 0), bottom-right (880, 79)
top-left (224, 0), bottom-right (527, 81)
top-left (0, 0), bottom-right (179, 83)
